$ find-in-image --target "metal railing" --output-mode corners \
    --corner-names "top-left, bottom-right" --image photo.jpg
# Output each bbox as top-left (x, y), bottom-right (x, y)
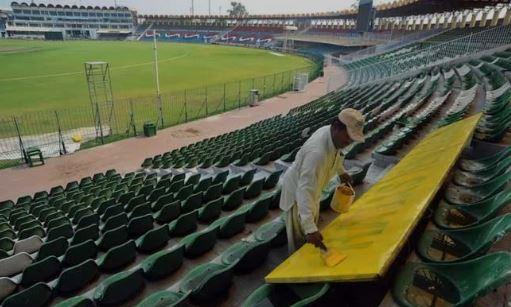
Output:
top-left (341, 28), bottom-right (446, 63)
top-left (0, 62), bottom-right (322, 165)
top-left (345, 25), bottom-right (511, 87)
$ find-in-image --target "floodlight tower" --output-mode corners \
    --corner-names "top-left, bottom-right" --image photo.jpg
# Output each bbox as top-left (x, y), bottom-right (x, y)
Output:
top-left (84, 62), bottom-right (116, 144)
top-left (283, 26), bottom-right (297, 51)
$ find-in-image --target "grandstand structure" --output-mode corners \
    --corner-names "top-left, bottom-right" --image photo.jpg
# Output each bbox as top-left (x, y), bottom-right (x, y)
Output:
top-left (134, 1), bottom-right (511, 58)
top-left (0, 10), bottom-right (8, 38)
top-left (4, 2), bottom-right (136, 39)
top-left (2, 0), bottom-right (511, 307)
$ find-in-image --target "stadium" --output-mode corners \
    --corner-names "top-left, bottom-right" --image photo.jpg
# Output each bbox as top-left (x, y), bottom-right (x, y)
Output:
top-left (0, 0), bottom-right (511, 306)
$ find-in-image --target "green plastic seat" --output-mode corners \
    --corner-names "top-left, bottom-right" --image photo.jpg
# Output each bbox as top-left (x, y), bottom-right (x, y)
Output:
top-left (234, 154), bottom-right (251, 167)
top-left (129, 203), bottom-right (152, 220)
top-left (98, 240), bottom-right (137, 272)
top-left (180, 262), bottom-right (234, 303)
top-left (76, 213), bottom-right (99, 230)
top-left (46, 216), bottom-right (69, 230)
top-left (37, 207), bottom-right (57, 221)
top-left (198, 198), bottom-right (223, 223)
top-left (209, 210), bottom-right (246, 239)
top-left (155, 200), bottom-right (181, 224)
top-left (458, 147), bottom-right (511, 172)
top-left (55, 259), bottom-right (99, 294)
top-left (168, 211), bottom-right (198, 237)
top-left (18, 225), bottom-right (45, 240)
top-left (46, 222), bottom-right (75, 241)
top-left (0, 222), bottom-right (12, 234)
top-left (392, 252), bottom-right (511, 307)
top-left (263, 170), bottom-right (283, 190)
top-left (72, 208), bottom-right (94, 225)
top-left (244, 179), bottom-right (265, 199)
top-left (180, 226), bottom-right (218, 258)
top-left (141, 245), bottom-right (185, 280)
top-left (136, 225), bottom-right (170, 253)
top-left (194, 177), bottom-right (213, 194)
top-left (181, 192), bottom-right (204, 214)
top-left (17, 220), bottom-right (42, 235)
top-left (269, 188), bottom-right (281, 210)
top-left (137, 290), bottom-right (188, 307)
top-left (125, 195), bottom-right (147, 212)
top-left (20, 255), bottom-right (62, 287)
top-left (204, 183), bottom-right (223, 203)
top-left (418, 214), bottom-right (511, 263)
top-left (175, 185), bottom-right (194, 202)
top-left (54, 296), bottom-right (95, 307)
top-left (223, 175), bottom-right (242, 194)
top-left (71, 224), bottom-right (99, 245)
top-left (453, 155), bottom-right (511, 187)
top-left (221, 240), bottom-right (271, 273)
top-left (212, 170), bottom-right (229, 185)
top-left (127, 214), bottom-right (154, 238)
top-left (94, 268), bottom-right (145, 306)
top-left (254, 219), bottom-right (287, 247)
top-left (240, 194), bottom-right (272, 223)
top-left (62, 239), bottom-right (97, 267)
top-left (434, 189), bottom-right (511, 229)
top-left (2, 282), bottom-right (52, 307)
top-left (185, 173), bottom-right (201, 186)
top-left (0, 229), bottom-right (16, 241)
top-left (10, 210), bottom-right (28, 223)
top-left (242, 283), bottom-right (330, 307)
top-left (240, 169), bottom-right (257, 186)
top-left (155, 178), bottom-right (171, 190)
top-left (444, 172), bottom-right (511, 205)
top-left (280, 147), bottom-right (300, 163)
top-left (36, 236), bottom-right (68, 261)
top-left (97, 225), bottom-right (129, 251)
top-left (152, 193), bottom-right (174, 212)
top-left (147, 186), bottom-right (167, 203)
top-left (0, 238), bottom-right (14, 252)
top-left (97, 199), bottom-right (116, 216)
top-left (102, 213), bottom-right (128, 233)
top-left (253, 151), bottom-right (272, 166)
top-left (138, 184), bottom-right (155, 198)
top-left (101, 205), bottom-right (124, 222)
top-left (168, 179), bottom-right (185, 194)
top-left (348, 162), bottom-right (372, 186)
top-left (223, 188), bottom-right (245, 211)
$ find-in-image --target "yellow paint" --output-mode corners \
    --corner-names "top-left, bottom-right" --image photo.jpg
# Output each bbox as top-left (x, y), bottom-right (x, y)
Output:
top-left (321, 247), bottom-right (347, 267)
top-left (266, 114), bottom-right (482, 283)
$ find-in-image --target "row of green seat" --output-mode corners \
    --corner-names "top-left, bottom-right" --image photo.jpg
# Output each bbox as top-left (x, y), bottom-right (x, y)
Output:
top-left (391, 146), bottom-right (511, 306)
top-left (1, 193), bottom-right (286, 307)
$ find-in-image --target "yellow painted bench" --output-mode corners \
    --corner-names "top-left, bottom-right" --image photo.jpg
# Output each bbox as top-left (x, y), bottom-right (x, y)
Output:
top-left (266, 114), bottom-right (482, 283)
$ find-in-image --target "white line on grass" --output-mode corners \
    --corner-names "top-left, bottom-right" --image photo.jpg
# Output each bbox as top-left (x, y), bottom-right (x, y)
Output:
top-left (0, 53), bottom-right (190, 82)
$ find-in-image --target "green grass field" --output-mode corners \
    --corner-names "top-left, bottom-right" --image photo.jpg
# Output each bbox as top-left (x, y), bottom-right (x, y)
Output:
top-left (0, 40), bottom-right (312, 115)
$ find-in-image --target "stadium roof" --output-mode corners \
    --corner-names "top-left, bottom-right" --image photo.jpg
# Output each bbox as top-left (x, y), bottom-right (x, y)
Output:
top-left (140, 0), bottom-right (509, 21)
top-left (10, 0), bottom-right (510, 19)
top-left (375, 0), bottom-right (511, 17)
top-left (10, 2), bottom-right (131, 11)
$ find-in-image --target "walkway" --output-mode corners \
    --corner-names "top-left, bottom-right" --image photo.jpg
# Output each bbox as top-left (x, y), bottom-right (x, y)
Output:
top-left (0, 65), bottom-right (347, 201)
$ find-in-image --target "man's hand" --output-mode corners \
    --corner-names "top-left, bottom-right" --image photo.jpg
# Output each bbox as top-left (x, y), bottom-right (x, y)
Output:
top-left (339, 173), bottom-right (352, 185)
top-left (306, 231), bottom-right (324, 248)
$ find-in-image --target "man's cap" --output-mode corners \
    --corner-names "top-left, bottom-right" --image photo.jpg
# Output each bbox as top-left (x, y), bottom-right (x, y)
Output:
top-left (338, 108), bottom-right (365, 143)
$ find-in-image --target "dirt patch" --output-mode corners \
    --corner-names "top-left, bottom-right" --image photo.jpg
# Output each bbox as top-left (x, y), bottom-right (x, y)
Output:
top-left (0, 47), bottom-right (42, 54)
top-left (170, 128), bottom-right (202, 138)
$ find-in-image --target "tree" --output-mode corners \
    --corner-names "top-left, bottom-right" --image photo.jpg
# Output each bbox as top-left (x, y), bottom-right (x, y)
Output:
top-left (350, 0), bottom-right (360, 10)
top-left (228, 2), bottom-right (248, 18)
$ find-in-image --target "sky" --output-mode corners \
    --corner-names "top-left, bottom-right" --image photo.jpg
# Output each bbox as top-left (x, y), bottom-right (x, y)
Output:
top-left (0, 0), bottom-right (392, 15)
